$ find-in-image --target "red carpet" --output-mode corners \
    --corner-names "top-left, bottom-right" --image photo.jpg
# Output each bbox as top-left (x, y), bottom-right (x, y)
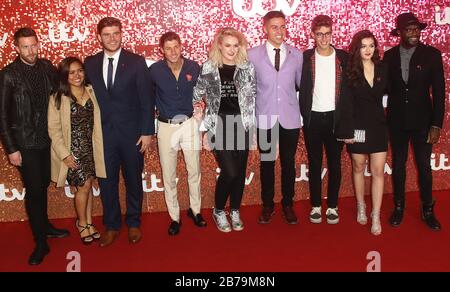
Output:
top-left (0, 190), bottom-right (449, 272)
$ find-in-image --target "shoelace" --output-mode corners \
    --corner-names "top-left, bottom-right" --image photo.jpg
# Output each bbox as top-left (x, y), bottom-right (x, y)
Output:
top-left (230, 210), bottom-right (240, 223)
top-left (215, 210), bottom-right (229, 226)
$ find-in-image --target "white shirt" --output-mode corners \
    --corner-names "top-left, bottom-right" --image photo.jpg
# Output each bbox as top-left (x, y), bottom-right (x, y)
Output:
top-left (266, 42), bottom-right (286, 69)
top-left (102, 48), bottom-right (121, 88)
top-left (312, 48), bottom-right (336, 112)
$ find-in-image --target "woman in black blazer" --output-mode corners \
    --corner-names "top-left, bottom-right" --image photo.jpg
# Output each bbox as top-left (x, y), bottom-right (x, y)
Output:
top-left (337, 30), bottom-right (388, 235)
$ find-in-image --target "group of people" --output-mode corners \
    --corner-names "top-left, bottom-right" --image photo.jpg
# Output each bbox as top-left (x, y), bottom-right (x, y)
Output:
top-left (0, 11), bottom-right (445, 266)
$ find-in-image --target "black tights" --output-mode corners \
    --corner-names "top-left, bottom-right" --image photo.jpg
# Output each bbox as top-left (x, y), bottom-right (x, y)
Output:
top-left (214, 150), bottom-right (249, 210)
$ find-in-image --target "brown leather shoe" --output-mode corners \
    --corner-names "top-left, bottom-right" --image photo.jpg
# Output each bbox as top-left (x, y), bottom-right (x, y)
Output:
top-left (258, 207), bottom-right (275, 224)
top-left (282, 206), bottom-right (298, 224)
top-left (99, 230), bottom-right (119, 248)
top-left (128, 227), bottom-right (142, 244)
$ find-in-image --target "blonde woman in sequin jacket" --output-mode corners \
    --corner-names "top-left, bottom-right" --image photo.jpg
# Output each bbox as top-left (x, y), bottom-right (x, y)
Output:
top-left (193, 27), bottom-right (256, 233)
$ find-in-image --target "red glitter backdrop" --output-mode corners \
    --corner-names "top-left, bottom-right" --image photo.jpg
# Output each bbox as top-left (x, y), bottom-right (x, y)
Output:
top-left (0, 0), bottom-right (449, 222)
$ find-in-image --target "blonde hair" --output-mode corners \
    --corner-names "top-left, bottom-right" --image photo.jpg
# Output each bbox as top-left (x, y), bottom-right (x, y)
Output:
top-left (208, 27), bottom-right (249, 67)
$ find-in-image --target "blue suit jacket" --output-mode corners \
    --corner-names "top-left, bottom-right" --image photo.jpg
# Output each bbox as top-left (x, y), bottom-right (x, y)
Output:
top-left (85, 49), bottom-right (155, 138)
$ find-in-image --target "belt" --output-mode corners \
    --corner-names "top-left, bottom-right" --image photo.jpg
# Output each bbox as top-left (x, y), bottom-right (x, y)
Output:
top-left (311, 110), bottom-right (334, 115)
top-left (158, 114), bottom-right (192, 125)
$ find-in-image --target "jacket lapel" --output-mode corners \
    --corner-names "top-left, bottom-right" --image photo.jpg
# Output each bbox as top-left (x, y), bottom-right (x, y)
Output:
top-left (113, 50), bottom-right (126, 91)
top-left (92, 51), bottom-right (118, 99)
top-left (261, 43), bottom-right (274, 70)
top-left (93, 52), bottom-right (108, 93)
top-left (407, 43), bottom-right (424, 85)
top-left (367, 64), bottom-right (386, 100)
top-left (369, 64), bottom-right (380, 93)
top-left (334, 51), bottom-right (343, 106)
top-left (391, 46), bottom-right (404, 85)
top-left (281, 44), bottom-right (294, 71)
top-left (61, 94), bottom-right (72, 139)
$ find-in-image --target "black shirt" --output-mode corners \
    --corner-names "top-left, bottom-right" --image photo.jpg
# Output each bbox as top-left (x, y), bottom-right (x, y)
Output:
top-left (20, 61), bottom-right (51, 149)
top-left (218, 64), bottom-right (240, 115)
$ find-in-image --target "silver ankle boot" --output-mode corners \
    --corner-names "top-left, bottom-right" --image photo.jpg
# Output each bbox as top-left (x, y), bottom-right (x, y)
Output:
top-left (371, 210), bottom-right (382, 236)
top-left (357, 202), bottom-right (368, 225)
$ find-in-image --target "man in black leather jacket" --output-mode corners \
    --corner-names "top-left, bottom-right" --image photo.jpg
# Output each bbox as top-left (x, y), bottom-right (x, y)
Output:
top-left (0, 27), bottom-right (69, 265)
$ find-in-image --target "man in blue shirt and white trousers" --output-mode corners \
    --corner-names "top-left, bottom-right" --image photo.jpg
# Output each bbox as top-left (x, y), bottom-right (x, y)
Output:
top-left (149, 32), bottom-right (206, 236)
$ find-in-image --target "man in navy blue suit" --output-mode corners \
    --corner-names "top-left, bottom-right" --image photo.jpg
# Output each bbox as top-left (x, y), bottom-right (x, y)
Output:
top-left (84, 17), bottom-right (155, 247)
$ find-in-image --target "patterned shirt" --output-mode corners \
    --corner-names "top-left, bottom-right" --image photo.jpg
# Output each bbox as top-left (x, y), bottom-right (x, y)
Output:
top-left (20, 60), bottom-right (51, 149)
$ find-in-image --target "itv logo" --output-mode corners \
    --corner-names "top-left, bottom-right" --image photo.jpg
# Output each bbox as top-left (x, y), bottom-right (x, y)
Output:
top-left (0, 184), bottom-right (25, 202)
top-left (232, 0), bottom-right (302, 18)
top-left (0, 33), bottom-right (7, 48)
top-left (48, 22), bottom-right (89, 43)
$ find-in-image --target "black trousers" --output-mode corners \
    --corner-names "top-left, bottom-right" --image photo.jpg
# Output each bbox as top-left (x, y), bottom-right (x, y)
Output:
top-left (257, 123), bottom-right (300, 208)
top-left (390, 127), bottom-right (433, 205)
top-left (303, 111), bottom-right (343, 208)
top-left (18, 148), bottom-right (51, 244)
top-left (214, 150), bottom-right (249, 210)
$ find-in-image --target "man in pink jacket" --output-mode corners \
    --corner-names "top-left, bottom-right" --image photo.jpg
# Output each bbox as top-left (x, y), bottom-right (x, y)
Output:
top-left (248, 10), bottom-right (303, 225)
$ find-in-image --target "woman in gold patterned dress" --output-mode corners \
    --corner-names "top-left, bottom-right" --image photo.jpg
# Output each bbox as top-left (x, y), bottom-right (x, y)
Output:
top-left (48, 57), bottom-right (106, 244)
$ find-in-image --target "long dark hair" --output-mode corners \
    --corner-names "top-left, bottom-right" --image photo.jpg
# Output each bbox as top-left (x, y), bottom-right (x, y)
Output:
top-left (55, 57), bottom-right (85, 110)
top-left (346, 30), bottom-right (380, 87)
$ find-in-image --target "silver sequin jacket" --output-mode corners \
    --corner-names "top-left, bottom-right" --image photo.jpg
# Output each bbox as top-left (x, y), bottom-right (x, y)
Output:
top-left (193, 60), bottom-right (256, 135)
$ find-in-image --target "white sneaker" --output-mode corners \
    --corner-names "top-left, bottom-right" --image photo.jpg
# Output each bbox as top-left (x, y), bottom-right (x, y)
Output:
top-left (230, 209), bottom-right (244, 231)
top-left (309, 207), bottom-right (322, 223)
top-left (326, 207), bottom-right (339, 224)
top-left (212, 208), bottom-right (231, 233)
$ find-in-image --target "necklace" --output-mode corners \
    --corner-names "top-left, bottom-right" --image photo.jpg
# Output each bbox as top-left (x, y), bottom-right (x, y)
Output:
top-left (73, 88), bottom-right (87, 103)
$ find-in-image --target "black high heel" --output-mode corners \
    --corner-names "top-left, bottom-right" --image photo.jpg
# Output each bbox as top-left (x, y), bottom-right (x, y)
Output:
top-left (76, 220), bottom-right (94, 245)
top-left (87, 223), bottom-right (101, 240)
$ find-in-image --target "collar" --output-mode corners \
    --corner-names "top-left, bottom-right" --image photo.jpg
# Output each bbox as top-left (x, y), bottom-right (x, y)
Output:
top-left (236, 61), bottom-right (250, 70)
top-left (103, 48), bottom-right (122, 61)
top-left (314, 46), bottom-right (335, 57)
top-left (399, 45), bottom-right (417, 54)
top-left (266, 41), bottom-right (286, 53)
top-left (17, 57), bottom-right (39, 69)
top-left (164, 57), bottom-right (185, 69)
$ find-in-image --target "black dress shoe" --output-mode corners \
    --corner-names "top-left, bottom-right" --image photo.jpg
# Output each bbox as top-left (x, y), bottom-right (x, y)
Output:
top-left (282, 206), bottom-right (298, 225)
top-left (28, 244), bottom-right (50, 265)
top-left (168, 221), bottom-right (181, 236)
top-left (389, 201), bottom-right (404, 227)
top-left (47, 226), bottom-right (70, 238)
top-left (422, 200), bottom-right (441, 231)
top-left (258, 207), bottom-right (274, 224)
top-left (187, 208), bottom-right (207, 227)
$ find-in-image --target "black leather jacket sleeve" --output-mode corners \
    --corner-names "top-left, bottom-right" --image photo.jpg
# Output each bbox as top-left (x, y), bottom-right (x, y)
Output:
top-left (0, 69), bottom-right (18, 154)
top-left (0, 58), bottom-right (58, 154)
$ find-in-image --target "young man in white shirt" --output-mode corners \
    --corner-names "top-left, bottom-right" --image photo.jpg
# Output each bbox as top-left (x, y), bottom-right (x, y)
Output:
top-left (299, 15), bottom-right (348, 224)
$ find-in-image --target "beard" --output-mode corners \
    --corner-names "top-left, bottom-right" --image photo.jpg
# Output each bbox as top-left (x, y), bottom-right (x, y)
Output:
top-left (407, 37), bottom-right (419, 46)
top-left (21, 53), bottom-right (38, 65)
